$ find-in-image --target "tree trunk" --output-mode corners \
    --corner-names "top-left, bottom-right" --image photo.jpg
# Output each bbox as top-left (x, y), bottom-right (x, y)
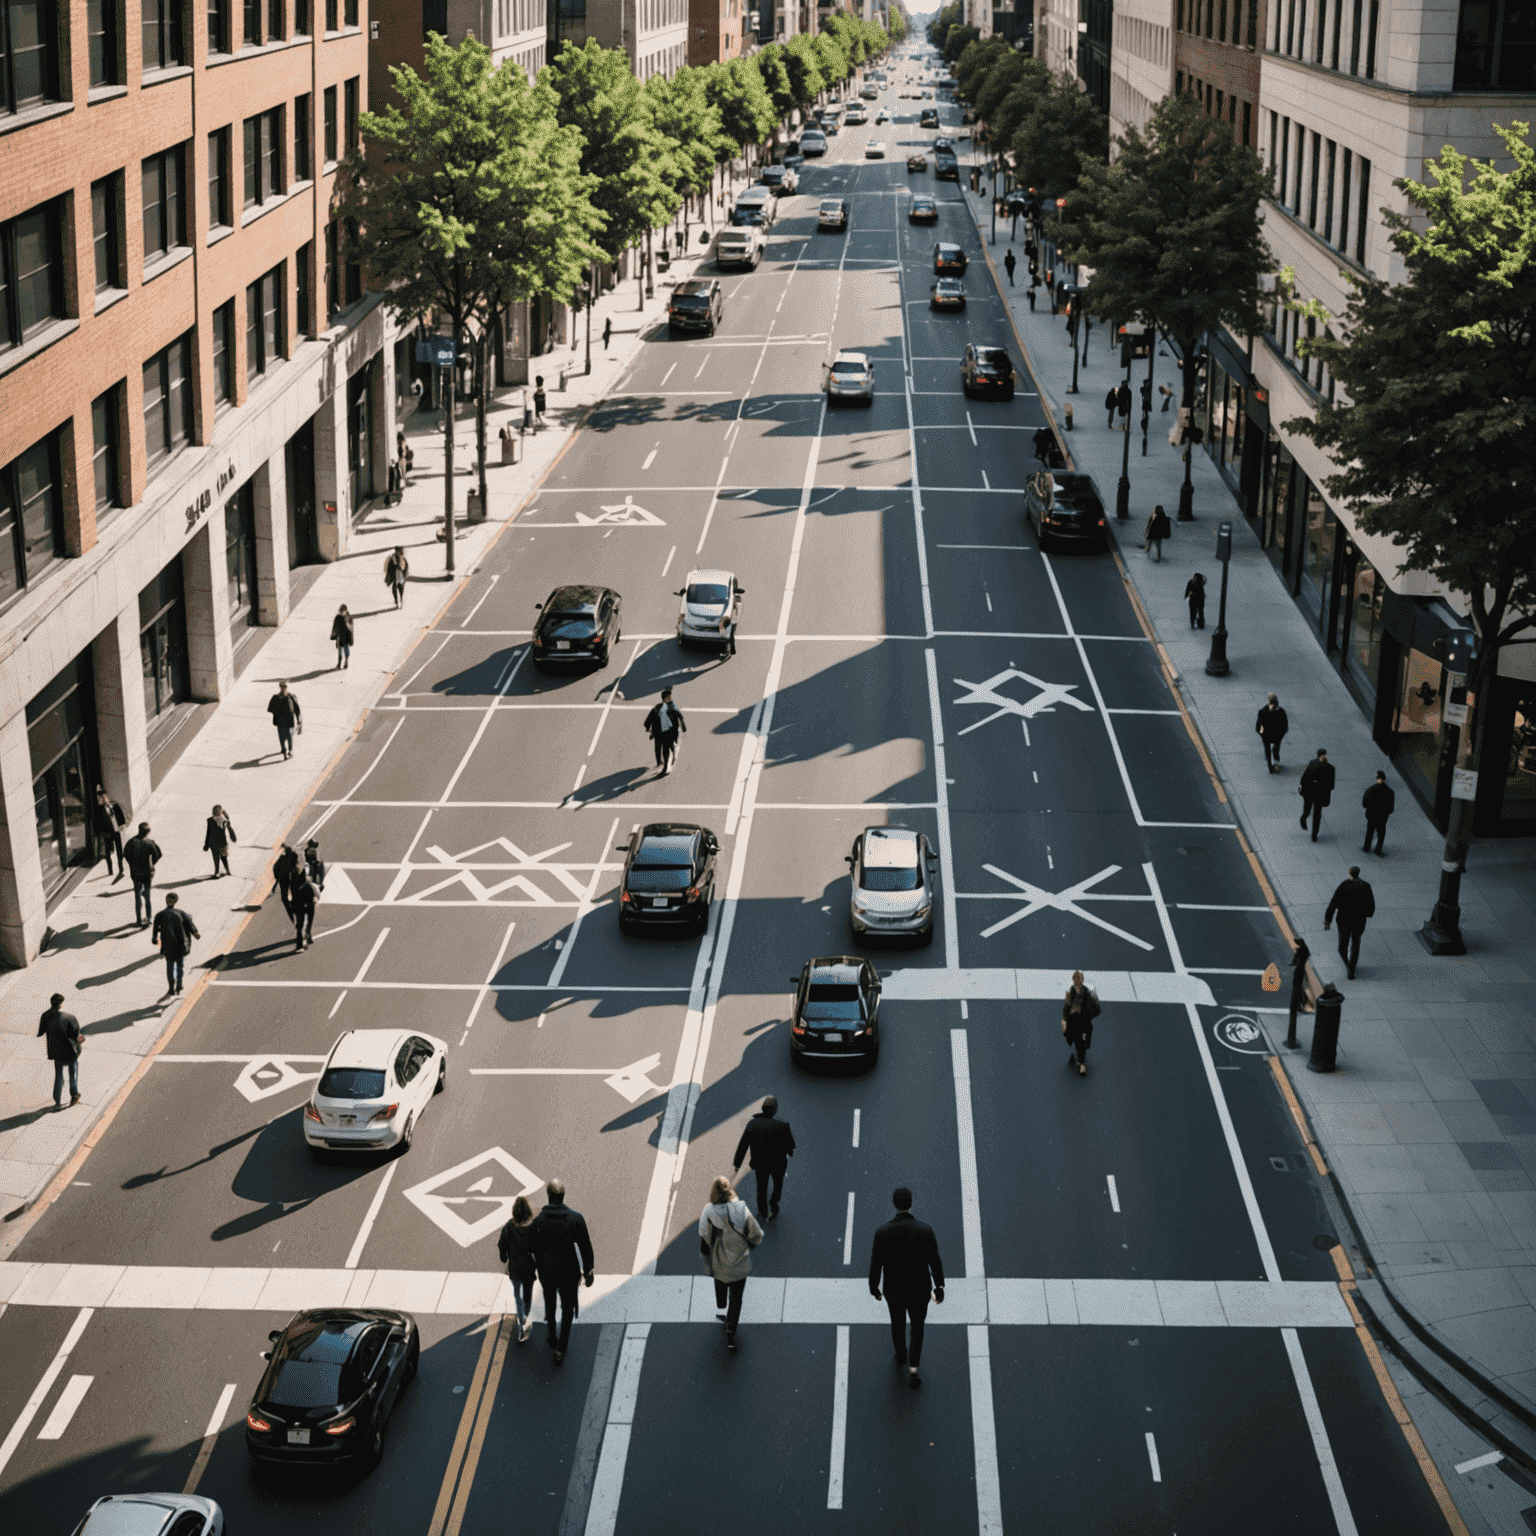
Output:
top-left (443, 330), bottom-right (456, 574)
top-left (475, 327), bottom-right (489, 524)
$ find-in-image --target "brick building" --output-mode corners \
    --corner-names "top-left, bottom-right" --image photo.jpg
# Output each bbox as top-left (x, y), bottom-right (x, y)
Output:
top-left (688, 0), bottom-right (746, 64)
top-left (1173, 0), bottom-right (1262, 147)
top-left (0, 0), bottom-right (397, 966)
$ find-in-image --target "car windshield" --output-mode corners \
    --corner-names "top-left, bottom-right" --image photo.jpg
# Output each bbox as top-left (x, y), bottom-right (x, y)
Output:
top-left (686, 582), bottom-right (730, 605)
top-left (268, 1359), bottom-right (344, 1407)
top-left (831, 361), bottom-right (865, 375)
top-left (318, 1067), bottom-right (385, 1100)
top-left (627, 865), bottom-right (692, 893)
top-left (80, 1500), bottom-right (180, 1536)
top-left (862, 864), bottom-right (920, 892)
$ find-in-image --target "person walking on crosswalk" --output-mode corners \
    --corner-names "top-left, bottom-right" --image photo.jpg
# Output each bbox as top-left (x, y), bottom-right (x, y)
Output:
top-left (869, 1187), bottom-right (945, 1389)
top-left (1062, 969), bottom-right (1100, 1076)
top-left (733, 1096), bottom-right (796, 1221)
top-left (699, 1175), bottom-right (762, 1354)
top-left (532, 1179), bottom-right (595, 1364)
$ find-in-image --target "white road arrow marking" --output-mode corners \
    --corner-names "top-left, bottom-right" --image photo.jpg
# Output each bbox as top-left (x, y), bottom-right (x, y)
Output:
top-left (468, 1054), bottom-right (666, 1106)
top-left (951, 667), bottom-right (1095, 735)
top-left (402, 1147), bottom-right (545, 1248)
top-left (976, 863), bottom-right (1156, 950)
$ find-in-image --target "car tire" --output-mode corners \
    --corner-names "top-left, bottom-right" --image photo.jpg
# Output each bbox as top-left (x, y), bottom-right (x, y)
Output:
top-left (368, 1414), bottom-right (387, 1468)
top-left (434, 1058), bottom-right (446, 1095)
top-left (399, 1115), bottom-right (414, 1154)
top-left (596, 645), bottom-right (610, 668)
top-left (1005, 386), bottom-right (1015, 402)
top-left (404, 1336), bottom-right (420, 1384)
top-left (919, 921), bottom-right (935, 947)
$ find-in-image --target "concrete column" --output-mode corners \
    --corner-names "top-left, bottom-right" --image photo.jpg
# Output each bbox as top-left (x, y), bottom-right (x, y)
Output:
top-left (182, 516), bottom-right (234, 702)
top-left (253, 456), bottom-right (291, 628)
top-left (314, 382), bottom-right (349, 562)
top-left (367, 352), bottom-right (389, 504)
top-left (378, 339), bottom-right (398, 477)
top-left (0, 710), bottom-right (46, 966)
top-left (92, 607), bottom-right (152, 820)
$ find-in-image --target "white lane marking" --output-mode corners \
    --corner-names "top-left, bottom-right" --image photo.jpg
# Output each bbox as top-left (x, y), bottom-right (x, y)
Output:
top-left (1283, 1328), bottom-right (1360, 1535)
top-left (568, 764), bottom-right (587, 804)
top-left (842, 1193), bottom-right (856, 1265)
top-left (344, 1157), bottom-right (399, 1270)
top-left (894, 193), bottom-right (935, 638)
top-left (951, 1030), bottom-right (985, 1277)
top-left (204, 1383), bottom-right (237, 1440)
top-left (694, 354), bottom-right (711, 379)
top-left (924, 650), bottom-right (961, 969)
top-left (1145, 1430), bottom-right (1162, 1482)
top-left (660, 544), bottom-right (677, 577)
top-left (587, 639), bottom-right (648, 758)
top-left (460, 921), bottom-right (515, 1046)
top-left (584, 1324), bottom-right (650, 1536)
top-left (437, 645), bottom-right (528, 803)
top-left (1107, 1175), bottom-right (1121, 1213)
top-left (1455, 1451), bottom-right (1503, 1474)
top-left (966, 411), bottom-right (978, 446)
top-left (1176, 903), bottom-right (1272, 912)
top-left (981, 469), bottom-right (990, 489)
top-left (660, 362), bottom-right (676, 386)
top-left (641, 449), bottom-right (657, 470)
top-left (828, 1325), bottom-right (850, 1510)
top-left (183, 1381), bottom-right (239, 1495)
top-left (390, 634), bottom-right (453, 699)
top-left (1144, 860), bottom-right (1282, 1281)
top-left (328, 990), bottom-right (348, 1018)
top-left (969, 1325), bottom-right (1004, 1534)
top-left (351, 927), bottom-right (391, 985)
top-left (985, 591), bottom-right (992, 612)
top-left (935, 543), bottom-right (1031, 550)
top-left (0, 1308), bottom-right (92, 1475)
top-left (36, 1374), bottom-right (92, 1440)
top-left (852, 1108), bottom-right (860, 1148)
top-left (458, 573), bottom-right (500, 629)
top-left (546, 817), bottom-right (620, 990)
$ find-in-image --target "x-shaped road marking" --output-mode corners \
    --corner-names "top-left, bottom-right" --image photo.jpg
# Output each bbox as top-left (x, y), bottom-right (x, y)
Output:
top-left (953, 668), bottom-right (1095, 735)
top-left (976, 862), bottom-right (1155, 950)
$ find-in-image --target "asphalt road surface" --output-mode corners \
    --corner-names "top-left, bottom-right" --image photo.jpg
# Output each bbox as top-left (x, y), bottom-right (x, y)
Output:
top-left (0, 64), bottom-right (1449, 1536)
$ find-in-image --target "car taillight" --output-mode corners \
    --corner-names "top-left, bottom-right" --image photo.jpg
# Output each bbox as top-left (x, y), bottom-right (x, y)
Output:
top-left (304, 1102), bottom-right (322, 1122)
top-left (621, 890), bottom-right (632, 904)
top-left (324, 1418), bottom-right (355, 1436)
top-left (246, 1411), bottom-right (271, 1432)
top-left (368, 1103), bottom-right (400, 1124)
top-left (791, 1025), bottom-right (806, 1038)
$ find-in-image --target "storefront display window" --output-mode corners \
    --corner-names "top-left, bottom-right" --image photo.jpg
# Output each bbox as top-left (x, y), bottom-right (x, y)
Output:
top-left (1297, 479), bottom-right (1333, 625)
top-left (27, 654), bottom-right (96, 899)
top-left (1501, 695), bottom-right (1536, 824)
top-left (226, 481), bottom-right (257, 632)
top-left (139, 560), bottom-right (191, 737)
top-left (1394, 644), bottom-right (1444, 798)
top-left (1345, 555), bottom-right (1384, 699)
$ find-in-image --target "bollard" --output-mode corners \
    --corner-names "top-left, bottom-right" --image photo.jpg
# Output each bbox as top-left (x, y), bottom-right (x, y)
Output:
top-left (1307, 982), bottom-right (1344, 1072)
top-left (466, 489), bottom-right (483, 523)
top-left (558, 369), bottom-right (567, 392)
top-left (1063, 401), bottom-right (1074, 431)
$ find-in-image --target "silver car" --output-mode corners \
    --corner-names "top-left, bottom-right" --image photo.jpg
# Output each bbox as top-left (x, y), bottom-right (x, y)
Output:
top-left (675, 567), bottom-right (744, 652)
top-left (826, 350), bottom-right (874, 406)
top-left (72, 1494), bottom-right (224, 1536)
top-left (846, 827), bottom-right (937, 943)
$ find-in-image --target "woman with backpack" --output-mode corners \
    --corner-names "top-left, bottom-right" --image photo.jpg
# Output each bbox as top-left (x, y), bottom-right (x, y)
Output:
top-left (1062, 969), bottom-right (1101, 1077)
top-left (331, 605), bottom-right (354, 669)
top-left (698, 1175), bottom-right (762, 1353)
top-left (497, 1196), bottom-right (540, 1344)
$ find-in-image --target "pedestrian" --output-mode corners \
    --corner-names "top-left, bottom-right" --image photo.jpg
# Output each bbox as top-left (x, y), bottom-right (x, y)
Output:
top-left (267, 681), bottom-right (302, 759)
top-left (1143, 504), bottom-right (1171, 562)
top-left (150, 892), bottom-right (199, 996)
top-left (733, 1096), bottom-right (796, 1221)
top-left (533, 375), bottom-right (547, 427)
top-left (123, 822), bottom-right (162, 927)
top-left (1324, 865), bottom-right (1376, 980)
top-left (643, 686), bottom-right (686, 776)
top-left (289, 860), bottom-right (317, 949)
top-left (499, 422), bottom-right (514, 464)
top-left (303, 838), bottom-right (326, 893)
top-left (331, 605), bottom-right (354, 670)
top-left (603, 316), bottom-right (613, 351)
top-left (497, 1195), bottom-right (540, 1344)
top-left (1299, 748), bottom-right (1336, 841)
top-left (1061, 968), bottom-right (1100, 1076)
top-left (531, 1178), bottom-right (595, 1364)
top-left (1256, 693), bottom-right (1289, 773)
top-left (1026, 282), bottom-right (1036, 312)
top-left (1286, 936), bottom-right (1311, 1049)
top-left (1159, 382), bottom-right (1175, 412)
top-left (93, 786), bottom-right (126, 879)
top-left (396, 427), bottom-right (406, 463)
top-left (1362, 770), bottom-right (1395, 854)
top-left (1185, 572), bottom-right (1207, 629)
top-left (1104, 386), bottom-right (1117, 429)
top-left (1116, 380), bottom-right (1132, 429)
top-left (1003, 248), bottom-right (1016, 286)
top-left (273, 843), bottom-right (300, 918)
top-left (203, 804), bottom-right (236, 877)
top-left (385, 546), bottom-right (409, 609)
top-left (1032, 425), bottom-right (1053, 465)
top-left (868, 1187), bottom-right (946, 1389)
top-left (699, 1175), bottom-right (763, 1354)
top-left (38, 992), bottom-right (82, 1110)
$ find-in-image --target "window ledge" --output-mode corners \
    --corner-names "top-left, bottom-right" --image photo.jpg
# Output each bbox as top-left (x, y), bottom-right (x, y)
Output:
top-left (324, 26), bottom-right (362, 39)
top-left (143, 245), bottom-right (194, 285)
top-left (94, 286), bottom-right (129, 316)
top-left (0, 98), bottom-right (73, 138)
top-left (88, 83), bottom-right (128, 104)
top-left (0, 316), bottom-right (80, 383)
top-left (141, 64), bottom-right (193, 88)
top-left (241, 191), bottom-right (292, 228)
top-left (288, 176), bottom-right (314, 197)
top-left (208, 222), bottom-right (235, 246)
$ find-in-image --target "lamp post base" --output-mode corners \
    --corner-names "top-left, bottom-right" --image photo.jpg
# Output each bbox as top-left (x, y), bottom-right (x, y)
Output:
top-left (1417, 911), bottom-right (1466, 956)
top-left (1115, 477), bottom-right (1130, 520)
top-left (1205, 626), bottom-right (1230, 676)
top-left (1177, 480), bottom-right (1195, 521)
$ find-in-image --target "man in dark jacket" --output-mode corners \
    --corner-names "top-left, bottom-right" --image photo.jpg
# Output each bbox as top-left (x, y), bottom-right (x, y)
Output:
top-left (290, 864), bottom-right (317, 949)
top-left (93, 787), bottom-right (126, 879)
top-left (869, 1187), bottom-right (946, 1388)
top-left (1362, 771), bottom-right (1395, 855)
top-left (150, 892), bottom-right (199, 995)
top-left (267, 681), bottom-right (302, 759)
top-left (1256, 694), bottom-right (1289, 773)
top-left (643, 687), bottom-right (686, 776)
top-left (1324, 866), bottom-right (1376, 979)
top-left (123, 822), bottom-right (162, 927)
top-left (733, 1096), bottom-right (796, 1220)
top-left (273, 843), bottom-right (300, 918)
top-left (38, 992), bottom-right (82, 1109)
top-left (532, 1179), bottom-right (595, 1363)
top-left (1299, 749), bottom-right (1335, 840)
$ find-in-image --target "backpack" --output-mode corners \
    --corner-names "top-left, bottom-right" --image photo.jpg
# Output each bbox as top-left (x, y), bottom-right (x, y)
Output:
top-left (713, 1216), bottom-right (752, 1272)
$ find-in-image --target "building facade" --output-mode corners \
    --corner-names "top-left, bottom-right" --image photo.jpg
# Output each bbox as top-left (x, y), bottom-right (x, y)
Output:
top-left (0, 0), bottom-right (396, 967)
top-left (1109, 0), bottom-right (1173, 138)
top-left (688, 0), bottom-right (747, 63)
top-left (1173, 0), bottom-right (1262, 145)
top-left (548, 0), bottom-right (689, 76)
top-left (1034, 0), bottom-right (1076, 76)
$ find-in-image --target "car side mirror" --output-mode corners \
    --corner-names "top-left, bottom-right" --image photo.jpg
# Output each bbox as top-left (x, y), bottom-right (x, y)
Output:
top-left (615, 844), bottom-right (629, 852)
top-left (534, 602), bottom-right (543, 610)
top-left (675, 589), bottom-right (685, 596)
top-left (269, 1329), bottom-right (282, 1342)
top-left (789, 976), bottom-right (800, 985)
top-left (736, 587), bottom-right (745, 595)
top-left (262, 1350), bottom-right (273, 1361)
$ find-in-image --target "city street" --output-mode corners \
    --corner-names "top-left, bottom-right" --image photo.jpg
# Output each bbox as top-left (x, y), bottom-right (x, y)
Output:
top-left (0, 79), bottom-right (1450, 1534)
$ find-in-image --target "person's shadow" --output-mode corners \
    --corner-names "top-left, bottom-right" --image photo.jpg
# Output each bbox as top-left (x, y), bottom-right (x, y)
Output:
top-left (568, 766), bottom-right (649, 806)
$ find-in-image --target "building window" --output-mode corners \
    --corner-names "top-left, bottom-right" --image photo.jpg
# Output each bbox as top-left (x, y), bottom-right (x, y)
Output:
top-left (344, 217), bottom-right (361, 304)
top-left (243, 0), bottom-right (259, 43)
top-left (243, 106), bottom-right (284, 209)
top-left (212, 296), bottom-right (235, 405)
top-left (1329, 0), bottom-right (1343, 65)
top-left (294, 91), bottom-right (310, 180)
top-left (343, 75), bottom-right (358, 155)
top-left (142, 0), bottom-right (184, 69)
top-left (143, 332), bottom-right (193, 471)
top-left (208, 126), bottom-right (231, 230)
top-left (91, 384), bottom-right (122, 513)
top-left (293, 0), bottom-right (306, 29)
top-left (1355, 159), bottom-right (1370, 264)
top-left (1241, 100), bottom-right (1251, 146)
top-left (1365, 0), bottom-right (1378, 76)
top-left (344, 0), bottom-right (355, 23)
top-left (208, 0), bottom-right (228, 51)
top-left (1338, 148), bottom-right (1353, 254)
top-left (1277, 117), bottom-right (1290, 209)
top-left (0, 200), bottom-right (65, 352)
top-left (2, 0), bottom-right (60, 112)
top-left (1285, 0), bottom-right (1295, 51)
top-left (1322, 139), bottom-right (1336, 242)
top-left (245, 263), bottom-right (283, 378)
top-left (324, 218), bottom-right (340, 315)
top-left (295, 239), bottom-right (312, 335)
top-left (267, 0), bottom-right (282, 37)
top-left (142, 145), bottom-right (186, 268)
top-left (89, 0), bottom-right (120, 85)
top-left (1247, 0), bottom-right (1257, 46)
top-left (323, 83), bottom-right (336, 163)
top-left (424, 0), bottom-right (446, 36)
top-left (0, 429), bottom-right (64, 606)
top-left (324, 0), bottom-right (335, 28)
top-left (91, 175), bottom-right (122, 294)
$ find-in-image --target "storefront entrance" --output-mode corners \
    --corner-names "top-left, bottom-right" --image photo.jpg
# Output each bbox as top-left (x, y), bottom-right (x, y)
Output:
top-left (285, 419), bottom-right (320, 567)
top-left (226, 481), bottom-right (258, 636)
top-left (27, 653), bottom-right (97, 900)
top-left (347, 368), bottom-right (373, 517)
top-left (139, 559), bottom-right (191, 754)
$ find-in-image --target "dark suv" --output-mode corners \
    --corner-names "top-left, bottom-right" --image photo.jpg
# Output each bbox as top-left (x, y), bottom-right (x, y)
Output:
top-left (617, 824), bottom-right (718, 935)
top-left (961, 343), bottom-right (1016, 400)
top-left (1024, 470), bottom-right (1109, 551)
top-left (668, 279), bottom-right (723, 336)
top-left (789, 956), bottom-right (882, 1068)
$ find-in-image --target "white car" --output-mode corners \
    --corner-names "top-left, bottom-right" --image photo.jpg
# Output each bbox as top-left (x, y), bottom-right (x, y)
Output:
top-left (826, 350), bottom-right (875, 406)
top-left (865, 141), bottom-right (886, 159)
top-left (73, 1495), bottom-right (224, 1536)
top-left (304, 1029), bottom-right (448, 1155)
top-left (847, 826), bottom-right (937, 943)
top-left (675, 567), bottom-right (745, 652)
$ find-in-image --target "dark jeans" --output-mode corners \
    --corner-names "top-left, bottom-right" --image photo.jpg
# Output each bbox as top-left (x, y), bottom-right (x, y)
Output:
top-left (753, 1164), bottom-right (784, 1217)
top-left (209, 847), bottom-right (230, 876)
top-left (164, 953), bottom-right (184, 992)
top-left (132, 877), bottom-right (153, 924)
top-left (714, 1277), bottom-right (746, 1336)
top-left (886, 1292), bottom-right (930, 1367)
top-left (99, 830), bottom-right (123, 876)
top-left (294, 906), bottom-right (315, 946)
top-left (543, 1276), bottom-right (579, 1350)
top-left (1336, 924), bottom-right (1362, 971)
top-left (1262, 738), bottom-right (1282, 769)
top-left (510, 1274), bottom-right (535, 1331)
top-left (52, 1058), bottom-right (79, 1105)
top-left (276, 724), bottom-right (294, 756)
top-left (655, 731), bottom-right (679, 771)
top-left (1301, 797), bottom-right (1323, 837)
top-left (1066, 1022), bottom-right (1093, 1065)
top-left (1188, 600), bottom-right (1205, 629)
top-left (1363, 820), bottom-right (1387, 853)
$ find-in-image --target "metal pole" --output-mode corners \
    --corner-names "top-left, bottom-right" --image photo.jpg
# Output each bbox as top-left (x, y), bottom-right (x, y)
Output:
top-left (1206, 557), bottom-right (1230, 674)
top-left (1068, 305), bottom-right (1080, 395)
top-left (1114, 344), bottom-right (1132, 520)
top-left (442, 356), bottom-right (455, 575)
top-left (1141, 336), bottom-right (1154, 457)
top-left (1419, 651), bottom-right (1481, 955)
top-left (584, 270), bottom-right (593, 376)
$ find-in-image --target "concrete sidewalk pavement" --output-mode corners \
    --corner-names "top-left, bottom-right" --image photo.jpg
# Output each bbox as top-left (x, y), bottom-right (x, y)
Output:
top-left (957, 175), bottom-right (1536, 1520)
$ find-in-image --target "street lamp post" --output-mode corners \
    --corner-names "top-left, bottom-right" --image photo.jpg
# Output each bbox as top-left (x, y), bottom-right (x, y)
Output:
top-left (1419, 628), bottom-right (1479, 954)
top-left (1205, 519), bottom-right (1232, 676)
top-left (1141, 335), bottom-right (1155, 457)
top-left (1114, 322), bottom-right (1143, 520)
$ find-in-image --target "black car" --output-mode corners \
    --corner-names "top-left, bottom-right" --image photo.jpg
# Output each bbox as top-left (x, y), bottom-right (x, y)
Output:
top-left (1024, 470), bottom-right (1109, 551)
top-left (933, 242), bottom-right (967, 274)
top-left (909, 195), bottom-right (938, 223)
top-left (246, 1309), bottom-right (418, 1469)
top-left (618, 823), bottom-right (718, 935)
top-left (789, 956), bottom-right (882, 1067)
top-left (668, 278), bottom-right (723, 336)
top-left (962, 343), bottom-right (1016, 400)
top-left (532, 585), bottom-right (622, 668)
top-left (935, 153), bottom-right (959, 181)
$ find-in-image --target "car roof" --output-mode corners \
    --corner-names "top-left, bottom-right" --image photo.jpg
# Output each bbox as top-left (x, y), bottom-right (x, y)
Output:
top-left (327, 1029), bottom-right (410, 1069)
top-left (675, 279), bottom-right (715, 294)
top-left (81, 1498), bottom-right (185, 1536)
top-left (936, 242), bottom-right (962, 252)
top-left (862, 827), bottom-right (920, 866)
top-left (806, 957), bottom-right (865, 984)
top-left (976, 345), bottom-right (1011, 359)
top-left (685, 567), bottom-right (733, 585)
top-left (914, 194), bottom-right (935, 202)
top-left (634, 829), bottom-right (701, 862)
top-left (1052, 473), bottom-right (1103, 505)
top-left (545, 584), bottom-right (606, 610)
top-left (820, 198), bottom-right (845, 208)
top-left (832, 350), bottom-right (869, 364)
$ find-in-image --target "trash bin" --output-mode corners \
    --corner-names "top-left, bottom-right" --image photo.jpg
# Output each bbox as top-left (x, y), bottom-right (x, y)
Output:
top-left (466, 489), bottom-right (483, 523)
top-left (1307, 983), bottom-right (1344, 1072)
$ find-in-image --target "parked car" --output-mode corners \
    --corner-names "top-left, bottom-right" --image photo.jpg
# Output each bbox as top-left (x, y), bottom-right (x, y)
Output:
top-left (789, 956), bottom-right (882, 1067)
top-left (920, 108), bottom-right (939, 128)
top-left (801, 129), bottom-right (828, 156)
top-left (668, 278), bottom-right (723, 336)
top-left (961, 343), bottom-right (1017, 400)
top-left (617, 823), bottom-right (718, 936)
top-left (532, 584), bottom-right (623, 667)
top-left (846, 827), bottom-right (937, 943)
top-left (715, 227), bottom-right (764, 269)
top-left (818, 198), bottom-right (850, 231)
top-left (826, 350), bottom-right (875, 406)
top-left (864, 141), bottom-right (886, 159)
top-left (303, 1029), bottom-right (447, 1155)
top-left (935, 153), bottom-right (959, 181)
top-left (674, 567), bottom-right (745, 651)
top-left (909, 194), bottom-right (938, 222)
top-left (933, 242), bottom-right (968, 274)
top-left (907, 152), bottom-right (928, 172)
top-left (730, 188), bottom-right (775, 228)
top-left (1024, 470), bottom-right (1109, 551)
top-left (845, 104), bottom-right (867, 124)
top-left (930, 277), bottom-right (966, 311)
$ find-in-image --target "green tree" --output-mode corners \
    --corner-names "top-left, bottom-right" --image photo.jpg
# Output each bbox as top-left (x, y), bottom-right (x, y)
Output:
top-left (943, 23), bottom-right (979, 62)
top-left (755, 43), bottom-right (796, 121)
top-left (783, 33), bottom-right (826, 110)
top-left (1012, 71), bottom-right (1108, 201)
top-left (703, 56), bottom-right (777, 175)
top-left (887, 8), bottom-right (906, 43)
top-left (813, 29), bottom-right (850, 89)
top-left (928, 1), bottom-right (961, 51)
top-left (990, 61), bottom-right (1052, 146)
top-left (346, 34), bottom-right (600, 569)
top-left (1063, 90), bottom-right (1270, 518)
top-left (644, 66), bottom-right (725, 246)
top-left (1286, 122), bottom-right (1536, 951)
top-left (955, 34), bottom-right (1009, 100)
top-left (973, 49), bottom-right (1026, 124)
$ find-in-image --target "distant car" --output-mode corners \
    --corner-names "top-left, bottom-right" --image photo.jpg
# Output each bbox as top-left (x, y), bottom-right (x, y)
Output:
top-left (759, 164), bottom-right (797, 195)
top-left (847, 827), bottom-right (937, 943)
top-left (818, 198), bottom-right (849, 231)
top-left (930, 277), bottom-right (966, 310)
top-left (845, 104), bottom-right (867, 124)
top-left (935, 153), bottom-right (959, 181)
top-left (789, 956), bottom-right (882, 1067)
top-left (72, 1496), bottom-right (224, 1536)
top-left (532, 584), bottom-right (622, 667)
top-left (860, 84), bottom-right (878, 99)
top-left (304, 1029), bottom-right (447, 1155)
top-left (246, 1309), bottom-right (419, 1468)
top-left (826, 349), bottom-right (875, 406)
top-left (714, 227), bottom-right (764, 269)
top-left (675, 567), bottom-right (745, 652)
top-left (920, 108), bottom-right (939, 128)
top-left (909, 194), bottom-right (938, 222)
top-left (730, 189), bottom-right (775, 228)
top-left (962, 343), bottom-right (1017, 400)
top-left (933, 242), bottom-right (967, 274)
top-left (668, 277), bottom-right (723, 336)
top-left (864, 141), bottom-right (886, 159)
top-left (617, 823), bottom-right (718, 935)
top-left (783, 151), bottom-right (805, 169)
top-left (801, 130), bottom-right (828, 156)
top-left (933, 135), bottom-right (954, 152)
top-left (1024, 470), bottom-right (1109, 551)
top-left (907, 152), bottom-right (928, 172)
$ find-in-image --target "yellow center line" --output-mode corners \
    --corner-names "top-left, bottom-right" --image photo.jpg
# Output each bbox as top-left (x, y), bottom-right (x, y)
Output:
top-left (427, 1314), bottom-right (508, 1536)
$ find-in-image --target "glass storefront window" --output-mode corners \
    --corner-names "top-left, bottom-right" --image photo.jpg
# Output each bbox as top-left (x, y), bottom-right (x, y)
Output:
top-left (27, 655), bottom-right (96, 897)
top-left (1297, 479), bottom-right (1333, 623)
top-left (1504, 696), bottom-right (1536, 823)
top-left (1345, 555), bottom-right (1384, 698)
top-left (139, 561), bottom-right (190, 728)
top-left (1395, 645), bottom-right (1444, 795)
top-left (226, 481), bottom-right (257, 631)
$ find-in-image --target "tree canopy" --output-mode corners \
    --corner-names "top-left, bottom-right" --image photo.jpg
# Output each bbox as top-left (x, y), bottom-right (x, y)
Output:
top-left (783, 33), bottom-right (826, 108)
top-left (643, 67), bottom-right (725, 208)
top-left (1011, 71), bottom-right (1108, 202)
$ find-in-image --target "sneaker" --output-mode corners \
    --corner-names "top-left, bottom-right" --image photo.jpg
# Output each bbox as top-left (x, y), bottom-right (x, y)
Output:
top-left (553, 1350), bottom-right (565, 1364)
top-left (726, 1335), bottom-right (738, 1353)
top-left (908, 1369), bottom-right (922, 1388)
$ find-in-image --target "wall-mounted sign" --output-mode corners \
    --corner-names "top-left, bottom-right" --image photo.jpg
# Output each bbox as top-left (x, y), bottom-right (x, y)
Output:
top-left (184, 459), bottom-right (238, 532)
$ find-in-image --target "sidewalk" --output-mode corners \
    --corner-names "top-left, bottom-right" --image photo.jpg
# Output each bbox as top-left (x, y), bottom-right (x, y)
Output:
top-left (0, 246), bottom-right (711, 1254)
top-left (958, 181), bottom-right (1536, 1506)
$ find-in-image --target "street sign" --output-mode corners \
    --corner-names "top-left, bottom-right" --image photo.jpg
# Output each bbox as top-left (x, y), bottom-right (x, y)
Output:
top-left (415, 337), bottom-right (456, 367)
top-left (1261, 962), bottom-right (1281, 993)
top-left (1451, 768), bottom-right (1479, 802)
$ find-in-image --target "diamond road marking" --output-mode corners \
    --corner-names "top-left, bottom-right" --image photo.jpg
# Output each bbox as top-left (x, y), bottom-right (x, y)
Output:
top-left (402, 1147), bottom-right (546, 1249)
top-left (952, 667), bottom-right (1094, 735)
top-left (233, 1058), bottom-right (324, 1102)
top-left (977, 863), bottom-right (1156, 951)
